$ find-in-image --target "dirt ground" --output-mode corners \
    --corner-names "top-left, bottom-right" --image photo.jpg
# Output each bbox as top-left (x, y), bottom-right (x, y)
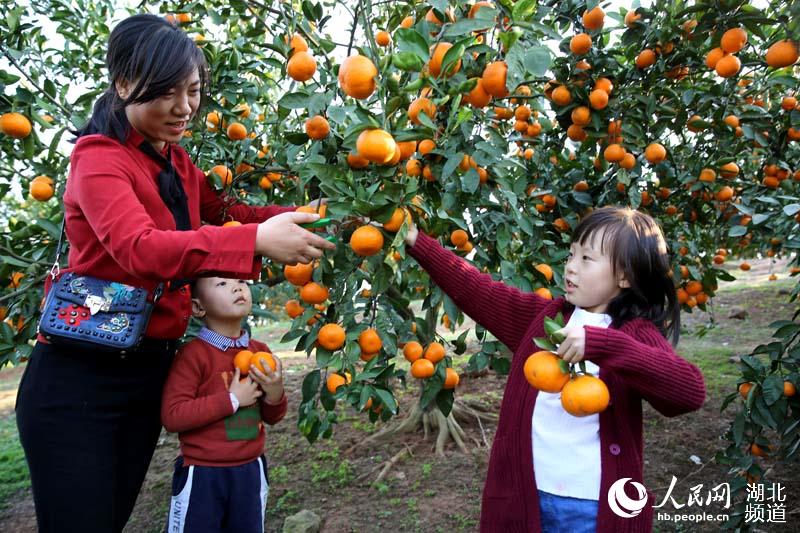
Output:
top-left (2, 259), bottom-right (800, 532)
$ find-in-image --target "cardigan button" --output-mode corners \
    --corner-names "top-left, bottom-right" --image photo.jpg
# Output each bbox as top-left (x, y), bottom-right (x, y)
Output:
top-left (609, 444), bottom-right (621, 456)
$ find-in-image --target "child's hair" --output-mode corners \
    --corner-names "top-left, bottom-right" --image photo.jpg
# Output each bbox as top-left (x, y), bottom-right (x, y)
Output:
top-left (568, 206), bottom-right (680, 345)
top-left (73, 14), bottom-right (208, 142)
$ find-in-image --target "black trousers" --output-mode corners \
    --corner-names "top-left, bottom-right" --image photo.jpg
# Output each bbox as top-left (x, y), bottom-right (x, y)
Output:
top-left (15, 339), bottom-right (177, 533)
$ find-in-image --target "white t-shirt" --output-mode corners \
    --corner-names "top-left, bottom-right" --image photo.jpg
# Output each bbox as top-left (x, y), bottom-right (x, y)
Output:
top-left (532, 306), bottom-right (612, 500)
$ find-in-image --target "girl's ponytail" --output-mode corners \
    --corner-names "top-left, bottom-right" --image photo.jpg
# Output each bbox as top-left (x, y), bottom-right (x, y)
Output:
top-left (72, 88), bottom-right (130, 142)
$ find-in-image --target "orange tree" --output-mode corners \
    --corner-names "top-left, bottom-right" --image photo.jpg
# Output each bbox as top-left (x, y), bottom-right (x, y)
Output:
top-left (1, 0), bottom-right (799, 504)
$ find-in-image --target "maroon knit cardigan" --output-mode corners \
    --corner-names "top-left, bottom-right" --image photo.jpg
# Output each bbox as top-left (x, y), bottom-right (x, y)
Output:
top-left (409, 232), bottom-right (706, 532)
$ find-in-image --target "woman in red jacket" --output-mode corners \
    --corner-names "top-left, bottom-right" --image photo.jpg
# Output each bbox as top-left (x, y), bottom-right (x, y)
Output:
top-left (15, 14), bottom-right (334, 533)
top-left (404, 206), bottom-right (705, 532)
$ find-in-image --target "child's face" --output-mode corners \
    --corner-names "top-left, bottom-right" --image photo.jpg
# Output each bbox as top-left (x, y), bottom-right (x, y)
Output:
top-left (563, 230), bottom-right (629, 314)
top-left (192, 277), bottom-right (252, 321)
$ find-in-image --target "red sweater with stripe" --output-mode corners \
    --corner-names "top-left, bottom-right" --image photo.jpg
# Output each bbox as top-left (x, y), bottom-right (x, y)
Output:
top-left (59, 128), bottom-right (295, 339)
top-left (408, 232), bottom-right (706, 533)
top-left (161, 337), bottom-right (287, 467)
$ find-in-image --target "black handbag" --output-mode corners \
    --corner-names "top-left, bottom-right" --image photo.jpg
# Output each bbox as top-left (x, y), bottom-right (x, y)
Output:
top-left (37, 140), bottom-right (189, 354)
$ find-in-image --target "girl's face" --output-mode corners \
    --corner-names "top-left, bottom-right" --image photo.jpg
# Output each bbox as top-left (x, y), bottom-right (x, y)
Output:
top-left (563, 230), bottom-right (629, 314)
top-left (120, 69), bottom-right (201, 150)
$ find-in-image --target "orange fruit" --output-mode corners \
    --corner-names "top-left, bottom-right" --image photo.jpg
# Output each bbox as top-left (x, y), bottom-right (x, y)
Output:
top-left (765, 40), bottom-right (799, 68)
top-left (424, 342), bottom-right (446, 363)
top-left (358, 328), bottom-right (382, 354)
top-left (715, 54), bottom-right (741, 77)
top-left (738, 382), bottom-right (753, 398)
top-left (551, 86), bottom-right (571, 106)
top-left (719, 162), bottom-right (739, 178)
top-left (582, 6), bottom-right (604, 31)
top-left (443, 368), bottom-right (460, 389)
top-left (284, 262), bottom-right (314, 286)
top-left (234, 350), bottom-right (254, 375)
top-left (569, 33), bottom-right (592, 55)
top-left (400, 16), bottom-right (414, 29)
top-left (318, 323), bottom-right (346, 350)
top-left (685, 280), bottom-right (703, 296)
top-left (635, 49), bottom-right (656, 69)
top-left (397, 140), bottom-right (417, 160)
top-left (784, 381), bottom-right (796, 397)
top-left (604, 144), bottom-right (626, 162)
top-left (450, 229), bottom-right (469, 247)
top-left (740, 262), bottom-right (751, 271)
top-left (375, 30), bottom-right (391, 47)
top-left (523, 351), bottom-right (569, 392)
top-left (411, 358), bottom-right (435, 379)
top-left (408, 97), bottom-right (437, 125)
top-left (383, 208), bottom-right (409, 232)
top-left (349, 225), bottom-right (384, 256)
top-left (347, 152), bottom-right (370, 169)
top-left (782, 96), bottom-right (798, 111)
top-left (571, 106), bottom-right (591, 126)
top-left (30, 176), bottom-right (54, 201)
top-left (644, 143), bottom-right (667, 164)
top-left (222, 220), bottom-right (242, 228)
top-left (338, 54), bottom-right (378, 99)
top-left (624, 10), bottom-right (640, 28)
top-left (226, 122), bottom-right (247, 140)
top-left (705, 47), bottom-right (725, 69)
top-left (300, 282), bottom-right (329, 304)
top-left (721, 27), bottom-right (747, 54)
top-left (561, 375), bottom-right (610, 416)
top-left (287, 50), bottom-right (317, 82)
top-left (589, 89), bottom-right (608, 110)
top-left (465, 78), bottom-right (492, 108)
top-left (534, 264), bottom-right (553, 282)
top-left (0, 113), bottom-right (32, 138)
top-left (403, 341), bottom-right (424, 363)
top-left (304, 115), bottom-right (330, 139)
top-left (468, 2), bottom-right (494, 18)
top-left (250, 351), bottom-right (277, 373)
top-left (285, 299), bottom-right (305, 319)
top-left (594, 77), bottom-right (613, 94)
top-left (406, 158), bottom-right (423, 176)
top-left (534, 287), bottom-right (553, 299)
top-left (418, 139), bottom-right (436, 155)
top-left (567, 124), bottom-right (587, 142)
top-left (326, 372), bottom-right (351, 394)
top-left (619, 152), bottom-right (636, 170)
top-left (288, 33), bottom-right (308, 56)
top-left (429, 42), bottom-right (461, 77)
top-left (482, 61), bottom-right (508, 98)
top-left (210, 165), bottom-right (233, 186)
top-left (356, 129), bottom-right (397, 164)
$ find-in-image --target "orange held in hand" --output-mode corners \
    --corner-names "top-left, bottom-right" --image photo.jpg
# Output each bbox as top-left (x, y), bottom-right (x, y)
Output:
top-left (560, 375), bottom-right (610, 417)
top-left (250, 351), bottom-right (276, 373)
top-left (234, 350), bottom-right (255, 375)
top-left (523, 351), bottom-right (569, 393)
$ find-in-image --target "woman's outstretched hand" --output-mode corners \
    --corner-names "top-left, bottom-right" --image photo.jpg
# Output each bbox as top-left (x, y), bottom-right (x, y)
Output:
top-left (256, 211), bottom-right (336, 264)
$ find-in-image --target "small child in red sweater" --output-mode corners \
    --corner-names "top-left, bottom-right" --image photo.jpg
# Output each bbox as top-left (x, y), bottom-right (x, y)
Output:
top-left (161, 276), bottom-right (287, 533)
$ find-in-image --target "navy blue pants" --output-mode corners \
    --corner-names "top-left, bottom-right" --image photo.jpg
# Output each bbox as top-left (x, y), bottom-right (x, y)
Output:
top-left (166, 455), bottom-right (269, 533)
top-left (539, 490), bottom-right (598, 533)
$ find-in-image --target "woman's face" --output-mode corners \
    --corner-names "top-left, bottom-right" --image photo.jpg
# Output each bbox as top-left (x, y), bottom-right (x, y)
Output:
top-left (121, 69), bottom-right (201, 150)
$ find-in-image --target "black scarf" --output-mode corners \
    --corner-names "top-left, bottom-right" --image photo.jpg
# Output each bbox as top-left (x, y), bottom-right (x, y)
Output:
top-left (138, 141), bottom-right (191, 231)
top-left (138, 141), bottom-right (191, 289)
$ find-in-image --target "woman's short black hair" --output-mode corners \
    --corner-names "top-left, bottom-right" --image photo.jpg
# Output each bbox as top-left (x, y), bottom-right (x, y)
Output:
top-left (73, 14), bottom-right (208, 142)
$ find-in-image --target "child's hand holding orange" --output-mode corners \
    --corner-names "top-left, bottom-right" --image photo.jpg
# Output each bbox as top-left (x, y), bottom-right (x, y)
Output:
top-left (229, 368), bottom-right (263, 406)
top-left (249, 354), bottom-right (285, 404)
top-left (556, 326), bottom-right (587, 364)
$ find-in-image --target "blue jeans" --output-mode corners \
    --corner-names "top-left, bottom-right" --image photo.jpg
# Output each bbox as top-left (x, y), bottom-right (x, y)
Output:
top-left (539, 490), bottom-right (598, 533)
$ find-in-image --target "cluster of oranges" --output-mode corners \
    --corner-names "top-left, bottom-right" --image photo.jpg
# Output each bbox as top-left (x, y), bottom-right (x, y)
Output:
top-left (449, 229), bottom-right (473, 254)
top-left (705, 27), bottom-right (747, 78)
top-left (233, 349), bottom-right (277, 375)
top-left (402, 340), bottom-right (459, 389)
top-left (286, 33), bottom-right (317, 82)
top-left (524, 350), bottom-right (610, 417)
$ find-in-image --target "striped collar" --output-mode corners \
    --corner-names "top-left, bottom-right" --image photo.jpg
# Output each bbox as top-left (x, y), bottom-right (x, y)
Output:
top-left (197, 327), bottom-right (250, 351)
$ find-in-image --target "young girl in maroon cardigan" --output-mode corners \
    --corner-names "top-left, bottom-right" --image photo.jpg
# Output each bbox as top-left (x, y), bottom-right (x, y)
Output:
top-left (404, 206), bottom-right (705, 533)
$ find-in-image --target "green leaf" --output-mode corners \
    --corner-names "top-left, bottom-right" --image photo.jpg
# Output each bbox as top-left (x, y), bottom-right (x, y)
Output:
top-left (523, 46), bottom-right (551, 77)
top-left (436, 388), bottom-right (455, 416)
top-left (392, 51), bottom-right (425, 71)
top-left (395, 28), bottom-right (430, 61)
top-left (374, 387), bottom-right (398, 414)
top-left (534, 337), bottom-right (556, 351)
top-left (762, 376), bottom-right (785, 406)
top-left (278, 92), bottom-right (311, 109)
top-left (301, 369), bottom-right (321, 403)
top-left (440, 39), bottom-right (467, 78)
top-left (512, 0), bottom-right (537, 21)
top-left (443, 19), bottom-right (494, 37)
